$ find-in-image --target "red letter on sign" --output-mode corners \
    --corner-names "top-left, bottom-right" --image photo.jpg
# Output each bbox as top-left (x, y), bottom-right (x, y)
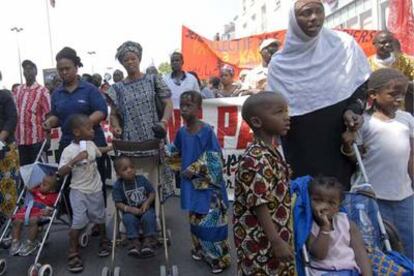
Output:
top-left (237, 120), bottom-right (253, 149)
top-left (217, 106), bottom-right (238, 147)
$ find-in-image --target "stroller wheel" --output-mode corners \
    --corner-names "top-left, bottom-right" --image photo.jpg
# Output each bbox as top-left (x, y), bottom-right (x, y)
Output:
top-left (160, 265), bottom-right (167, 276)
top-left (79, 232), bottom-right (89, 248)
top-left (39, 264), bottom-right (53, 276)
top-left (171, 265), bottom-right (179, 276)
top-left (0, 259), bottom-right (7, 276)
top-left (101, 266), bottom-right (110, 276)
top-left (28, 263), bottom-right (41, 276)
top-left (114, 266), bottom-right (121, 276)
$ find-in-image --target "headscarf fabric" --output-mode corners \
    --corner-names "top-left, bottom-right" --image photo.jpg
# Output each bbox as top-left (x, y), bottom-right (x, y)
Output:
top-left (295, 0), bottom-right (323, 10)
top-left (116, 41), bottom-right (143, 63)
top-left (267, 2), bottom-right (370, 116)
top-left (220, 64), bottom-right (235, 76)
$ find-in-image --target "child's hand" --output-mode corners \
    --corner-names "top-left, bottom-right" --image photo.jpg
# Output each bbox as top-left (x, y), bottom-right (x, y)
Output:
top-left (313, 205), bottom-right (331, 231)
top-left (343, 110), bottom-right (363, 131)
top-left (112, 127), bottom-right (123, 138)
top-left (131, 207), bottom-right (143, 216)
top-left (271, 238), bottom-right (294, 263)
top-left (73, 151), bottom-right (88, 163)
top-left (141, 202), bottom-right (149, 213)
top-left (182, 170), bottom-right (194, 179)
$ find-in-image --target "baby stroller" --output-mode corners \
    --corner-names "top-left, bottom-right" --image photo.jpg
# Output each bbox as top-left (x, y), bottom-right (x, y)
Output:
top-left (101, 139), bottom-right (178, 276)
top-left (292, 145), bottom-right (413, 276)
top-left (0, 149), bottom-right (70, 276)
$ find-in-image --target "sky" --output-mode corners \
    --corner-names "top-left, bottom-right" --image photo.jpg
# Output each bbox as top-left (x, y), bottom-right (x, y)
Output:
top-left (0, 0), bottom-right (239, 87)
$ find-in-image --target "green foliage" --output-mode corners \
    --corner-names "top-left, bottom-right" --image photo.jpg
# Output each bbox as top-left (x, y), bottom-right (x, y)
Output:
top-left (158, 62), bottom-right (172, 75)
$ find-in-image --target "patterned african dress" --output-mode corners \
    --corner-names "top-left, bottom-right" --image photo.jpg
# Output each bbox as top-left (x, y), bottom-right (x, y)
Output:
top-left (0, 144), bottom-right (19, 226)
top-left (174, 123), bottom-right (231, 270)
top-left (233, 139), bottom-right (296, 276)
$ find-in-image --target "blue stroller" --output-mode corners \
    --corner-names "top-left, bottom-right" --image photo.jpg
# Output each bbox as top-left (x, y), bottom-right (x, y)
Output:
top-left (0, 141), bottom-right (70, 276)
top-left (292, 145), bottom-right (414, 276)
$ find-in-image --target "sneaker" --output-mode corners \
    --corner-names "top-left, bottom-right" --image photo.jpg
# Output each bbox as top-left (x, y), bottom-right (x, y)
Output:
top-left (191, 249), bottom-right (202, 261)
top-left (19, 240), bottom-right (38, 256)
top-left (127, 239), bottom-right (141, 257)
top-left (9, 239), bottom-right (21, 256)
top-left (140, 237), bottom-right (155, 258)
top-left (97, 240), bottom-right (111, 257)
top-left (211, 263), bottom-right (224, 274)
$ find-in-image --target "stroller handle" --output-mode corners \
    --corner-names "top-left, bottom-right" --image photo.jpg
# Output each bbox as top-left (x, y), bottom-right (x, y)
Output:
top-left (352, 143), bottom-right (369, 184)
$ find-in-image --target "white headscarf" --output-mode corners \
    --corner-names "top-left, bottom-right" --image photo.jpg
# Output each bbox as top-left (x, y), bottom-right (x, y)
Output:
top-left (267, 3), bottom-right (370, 116)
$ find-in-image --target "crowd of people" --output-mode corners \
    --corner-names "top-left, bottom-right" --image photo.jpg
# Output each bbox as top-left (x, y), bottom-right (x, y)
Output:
top-left (0, 0), bottom-right (413, 275)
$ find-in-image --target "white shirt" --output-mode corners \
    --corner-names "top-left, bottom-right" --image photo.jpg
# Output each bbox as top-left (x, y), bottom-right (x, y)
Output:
top-left (59, 141), bottom-right (102, 194)
top-left (356, 111), bottom-right (414, 200)
top-left (163, 72), bottom-right (200, 108)
top-left (245, 65), bottom-right (268, 90)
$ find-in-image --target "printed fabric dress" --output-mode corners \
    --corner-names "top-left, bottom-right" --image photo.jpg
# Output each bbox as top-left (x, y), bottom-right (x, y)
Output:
top-left (234, 139), bottom-right (296, 276)
top-left (0, 144), bottom-right (19, 227)
top-left (174, 123), bottom-right (231, 270)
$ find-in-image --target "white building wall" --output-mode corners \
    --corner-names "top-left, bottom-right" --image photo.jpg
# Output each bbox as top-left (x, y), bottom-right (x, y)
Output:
top-left (229, 0), bottom-right (412, 39)
top-left (233, 0), bottom-right (291, 38)
top-left (324, 0), bottom-right (390, 30)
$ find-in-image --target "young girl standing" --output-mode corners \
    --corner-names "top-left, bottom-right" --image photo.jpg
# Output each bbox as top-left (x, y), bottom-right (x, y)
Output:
top-left (307, 176), bottom-right (372, 275)
top-left (173, 91), bottom-right (230, 273)
top-left (342, 68), bottom-right (414, 260)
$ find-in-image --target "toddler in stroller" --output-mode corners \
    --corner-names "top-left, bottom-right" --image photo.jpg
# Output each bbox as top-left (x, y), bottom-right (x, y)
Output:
top-left (111, 155), bottom-right (157, 258)
top-left (9, 174), bottom-right (58, 257)
top-left (305, 176), bottom-right (371, 276)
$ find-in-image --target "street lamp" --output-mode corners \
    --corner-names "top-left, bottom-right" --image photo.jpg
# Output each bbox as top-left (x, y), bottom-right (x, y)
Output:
top-left (10, 27), bottom-right (24, 83)
top-left (87, 51), bottom-right (96, 73)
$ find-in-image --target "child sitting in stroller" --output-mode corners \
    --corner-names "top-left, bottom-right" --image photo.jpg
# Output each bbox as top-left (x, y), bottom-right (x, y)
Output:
top-left (10, 174), bottom-right (57, 256)
top-left (307, 176), bottom-right (372, 276)
top-left (112, 155), bottom-right (157, 258)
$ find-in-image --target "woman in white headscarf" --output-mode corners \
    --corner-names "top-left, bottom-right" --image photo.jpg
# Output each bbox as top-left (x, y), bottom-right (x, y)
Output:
top-left (267, 0), bottom-right (371, 188)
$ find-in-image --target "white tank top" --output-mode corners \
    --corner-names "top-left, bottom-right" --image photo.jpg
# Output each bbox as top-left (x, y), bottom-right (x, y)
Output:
top-left (309, 212), bottom-right (360, 275)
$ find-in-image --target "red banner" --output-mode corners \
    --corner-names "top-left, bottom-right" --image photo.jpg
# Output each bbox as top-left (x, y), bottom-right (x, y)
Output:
top-left (388, 0), bottom-right (414, 55)
top-left (182, 26), bottom-right (378, 80)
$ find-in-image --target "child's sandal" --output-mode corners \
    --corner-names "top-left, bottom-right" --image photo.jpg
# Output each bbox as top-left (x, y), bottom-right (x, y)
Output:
top-left (67, 253), bottom-right (84, 273)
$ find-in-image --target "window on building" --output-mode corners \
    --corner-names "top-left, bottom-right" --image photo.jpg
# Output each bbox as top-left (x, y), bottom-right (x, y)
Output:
top-left (346, 16), bottom-right (358, 28)
top-left (243, 22), bottom-right (247, 29)
top-left (251, 14), bottom-right (256, 21)
top-left (250, 0), bottom-right (255, 6)
top-left (275, 0), bottom-right (281, 11)
top-left (360, 10), bottom-right (372, 29)
top-left (261, 5), bottom-right (267, 32)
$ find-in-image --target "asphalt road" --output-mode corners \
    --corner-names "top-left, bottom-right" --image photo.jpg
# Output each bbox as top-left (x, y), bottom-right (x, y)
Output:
top-left (1, 192), bottom-right (237, 276)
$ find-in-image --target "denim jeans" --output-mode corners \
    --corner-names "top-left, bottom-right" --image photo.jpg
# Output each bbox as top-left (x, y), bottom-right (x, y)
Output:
top-left (377, 195), bottom-right (413, 260)
top-left (122, 207), bottom-right (156, 239)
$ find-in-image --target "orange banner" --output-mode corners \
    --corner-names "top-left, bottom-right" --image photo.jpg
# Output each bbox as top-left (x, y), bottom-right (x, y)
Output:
top-left (182, 26), bottom-right (378, 80)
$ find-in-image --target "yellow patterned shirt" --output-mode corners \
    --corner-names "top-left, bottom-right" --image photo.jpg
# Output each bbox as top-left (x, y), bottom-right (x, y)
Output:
top-left (368, 53), bottom-right (414, 80)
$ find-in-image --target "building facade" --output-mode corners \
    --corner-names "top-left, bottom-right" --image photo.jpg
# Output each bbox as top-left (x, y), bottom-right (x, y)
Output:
top-left (229, 0), bottom-right (291, 39)
top-left (224, 0), bottom-right (409, 39)
top-left (324, 0), bottom-right (390, 30)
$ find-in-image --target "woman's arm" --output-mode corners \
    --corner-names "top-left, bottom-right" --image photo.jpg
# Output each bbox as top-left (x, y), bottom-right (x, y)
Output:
top-left (409, 137), bottom-right (413, 186)
top-left (88, 111), bottom-right (105, 126)
top-left (0, 92), bottom-right (17, 142)
top-left (109, 103), bottom-right (122, 138)
top-left (160, 98), bottom-right (173, 126)
top-left (344, 82), bottom-right (368, 131)
top-left (350, 221), bottom-right (372, 276)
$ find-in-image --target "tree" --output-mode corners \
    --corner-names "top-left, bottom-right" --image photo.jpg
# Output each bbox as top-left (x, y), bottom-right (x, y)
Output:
top-left (158, 62), bottom-right (172, 75)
